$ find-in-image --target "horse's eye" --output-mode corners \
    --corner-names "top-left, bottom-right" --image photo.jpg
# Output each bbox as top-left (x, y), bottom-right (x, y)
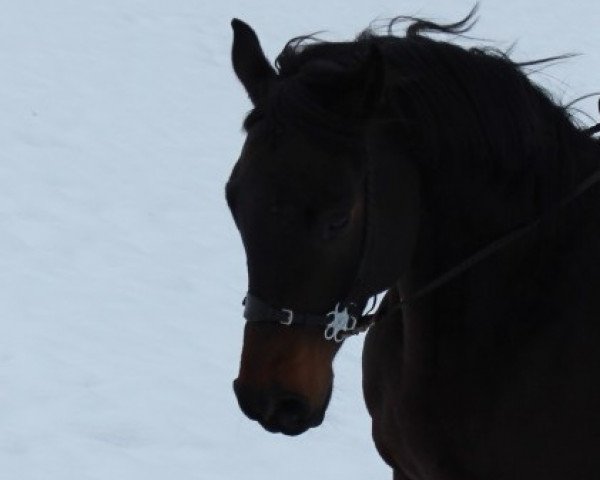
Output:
top-left (323, 213), bottom-right (350, 240)
top-left (330, 215), bottom-right (349, 230)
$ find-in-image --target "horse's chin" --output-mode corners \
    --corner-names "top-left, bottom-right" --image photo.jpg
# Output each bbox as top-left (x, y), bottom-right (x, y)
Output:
top-left (260, 409), bottom-right (326, 436)
top-left (260, 419), bottom-right (314, 436)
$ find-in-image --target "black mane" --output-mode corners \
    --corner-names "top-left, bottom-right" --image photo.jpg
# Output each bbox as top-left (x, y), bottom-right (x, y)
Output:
top-left (245, 11), bottom-right (598, 206)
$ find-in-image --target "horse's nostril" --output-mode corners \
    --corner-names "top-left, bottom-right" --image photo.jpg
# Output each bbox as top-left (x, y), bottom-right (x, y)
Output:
top-left (273, 394), bottom-right (310, 434)
top-left (233, 380), bottom-right (312, 435)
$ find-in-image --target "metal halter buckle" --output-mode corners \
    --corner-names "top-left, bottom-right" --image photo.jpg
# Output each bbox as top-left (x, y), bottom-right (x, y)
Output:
top-left (280, 308), bottom-right (294, 325)
top-left (324, 303), bottom-right (357, 342)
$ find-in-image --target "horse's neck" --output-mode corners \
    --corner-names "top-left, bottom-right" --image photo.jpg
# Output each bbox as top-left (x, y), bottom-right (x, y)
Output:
top-left (402, 134), bottom-right (600, 309)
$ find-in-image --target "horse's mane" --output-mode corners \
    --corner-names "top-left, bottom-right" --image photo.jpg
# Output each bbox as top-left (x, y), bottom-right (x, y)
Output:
top-left (246, 10), bottom-right (597, 201)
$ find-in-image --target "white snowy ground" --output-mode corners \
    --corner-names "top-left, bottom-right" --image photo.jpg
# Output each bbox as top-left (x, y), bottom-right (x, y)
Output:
top-left (0, 1), bottom-right (598, 479)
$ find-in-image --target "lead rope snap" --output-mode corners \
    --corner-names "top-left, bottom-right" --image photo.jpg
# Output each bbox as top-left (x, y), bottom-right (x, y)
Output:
top-left (324, 303), bottom-right (357, 342)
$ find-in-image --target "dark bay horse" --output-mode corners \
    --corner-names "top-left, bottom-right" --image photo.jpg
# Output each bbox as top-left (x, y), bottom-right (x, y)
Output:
top-left (226, 12), bottom-right (600, 479)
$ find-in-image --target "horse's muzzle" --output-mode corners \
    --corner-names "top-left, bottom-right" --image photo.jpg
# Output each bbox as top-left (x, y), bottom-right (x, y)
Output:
top-left (233, 380), bottom-right (325, 436)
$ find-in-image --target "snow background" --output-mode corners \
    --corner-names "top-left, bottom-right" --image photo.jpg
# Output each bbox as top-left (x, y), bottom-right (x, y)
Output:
top-left (0, 1), bottom-right (598, 479)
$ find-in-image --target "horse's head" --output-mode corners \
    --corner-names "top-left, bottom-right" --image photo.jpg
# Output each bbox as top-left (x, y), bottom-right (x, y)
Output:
top-left (226, 19), bottom-right (420, 435)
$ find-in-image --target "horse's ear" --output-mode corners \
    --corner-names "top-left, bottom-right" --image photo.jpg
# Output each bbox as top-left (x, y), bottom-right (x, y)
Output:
top-left (231, 19), bottom-right (276, 105)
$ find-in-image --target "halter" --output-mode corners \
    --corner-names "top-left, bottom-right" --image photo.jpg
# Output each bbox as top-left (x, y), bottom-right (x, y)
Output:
top-left (242, 118), bottom-right (600, 342)
top-left (243, 295), bottom-right (362, 342)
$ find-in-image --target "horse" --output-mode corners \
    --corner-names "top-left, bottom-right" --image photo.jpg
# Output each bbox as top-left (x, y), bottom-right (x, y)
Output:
top-left (225, 11), bottom-right (600, 480)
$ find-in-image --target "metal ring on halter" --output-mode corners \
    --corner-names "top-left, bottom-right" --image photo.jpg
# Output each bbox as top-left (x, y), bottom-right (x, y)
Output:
top-left (324, 304), bottom-right (358, 342)
top-left (280, 309), bottom-right (294, 325)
